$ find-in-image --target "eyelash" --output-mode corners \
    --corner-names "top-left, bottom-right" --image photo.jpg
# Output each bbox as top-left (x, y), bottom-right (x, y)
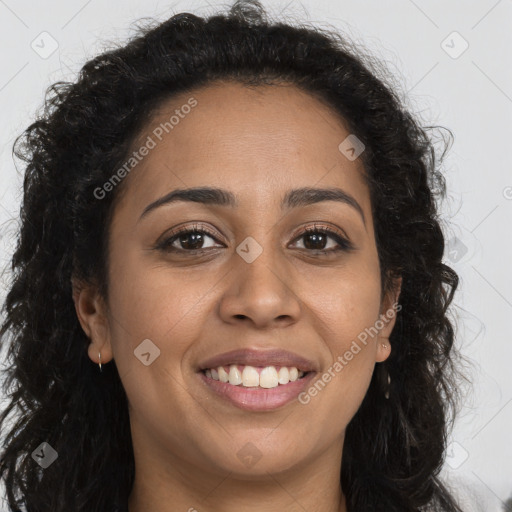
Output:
top-left (155, 223), bottom-right (354, 256)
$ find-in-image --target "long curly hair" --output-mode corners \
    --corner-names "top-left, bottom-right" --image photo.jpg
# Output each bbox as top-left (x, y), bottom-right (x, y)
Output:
top-left (0, 1), bottom-right (466, 511)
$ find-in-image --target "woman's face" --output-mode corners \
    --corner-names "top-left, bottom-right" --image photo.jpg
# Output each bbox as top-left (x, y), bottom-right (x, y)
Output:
top-left (77, 81), bottom-right (400, 483)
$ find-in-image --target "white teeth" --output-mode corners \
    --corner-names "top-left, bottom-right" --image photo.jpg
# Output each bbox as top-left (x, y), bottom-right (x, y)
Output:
top-left (259, 366), bottom-right (279, 388)
top-left (218, 366), bottom-right (229, 383)
top-left (228, 364), bottom-right (242, 385)
top-left (242, 366), bottom-right (260, 387)
top-left (278, 366), bottom-right (289, 384)
top-left (205, 364), bottom-right (307, 388)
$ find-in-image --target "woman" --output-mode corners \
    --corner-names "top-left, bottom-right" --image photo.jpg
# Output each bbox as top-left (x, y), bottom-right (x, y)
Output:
top-left (0, 1), bottom-right (465, 511)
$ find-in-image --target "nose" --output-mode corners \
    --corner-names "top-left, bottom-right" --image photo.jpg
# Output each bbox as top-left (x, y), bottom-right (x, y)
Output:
top-left (218, 249), bottom-right (302, 329)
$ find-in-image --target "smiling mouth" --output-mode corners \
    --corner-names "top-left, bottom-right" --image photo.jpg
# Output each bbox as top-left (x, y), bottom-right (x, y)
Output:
top-left (201, 364), bottom-right (310, 388)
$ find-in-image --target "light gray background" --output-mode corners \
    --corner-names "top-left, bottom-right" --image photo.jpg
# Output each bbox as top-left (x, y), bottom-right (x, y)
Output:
top-left (0, 1), bottom-right (511, 511)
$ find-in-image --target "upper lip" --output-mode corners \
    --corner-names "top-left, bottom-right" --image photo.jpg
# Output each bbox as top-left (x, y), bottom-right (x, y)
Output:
top-left (198, 348), bottom-right (318, 373)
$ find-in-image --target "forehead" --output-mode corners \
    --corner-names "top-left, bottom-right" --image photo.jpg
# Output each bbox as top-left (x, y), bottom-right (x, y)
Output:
top-left (118, 81), bottom-right (370, 216)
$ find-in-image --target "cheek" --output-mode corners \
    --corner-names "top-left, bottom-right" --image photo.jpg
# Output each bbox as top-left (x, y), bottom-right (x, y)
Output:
top-left (105, 256), bottom-right (212, 435)
top-left (308, 286), bottom-right (381, 390)
top-left (296, 264), bottom-right (382, 420)
top-left (105, 251), bottom-right (211, 373)
top-left (302, 263), bottom-right (382, 348)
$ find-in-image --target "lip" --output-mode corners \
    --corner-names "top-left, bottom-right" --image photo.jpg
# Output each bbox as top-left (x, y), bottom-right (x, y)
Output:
top-left (198, 370), bottom-right (316, 411)
top-left (197, 348), bottom-right (318, 373)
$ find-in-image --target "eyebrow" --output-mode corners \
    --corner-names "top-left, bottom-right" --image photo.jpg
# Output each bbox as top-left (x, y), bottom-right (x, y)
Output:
top-left (139, 186), bottom-right (366, 226)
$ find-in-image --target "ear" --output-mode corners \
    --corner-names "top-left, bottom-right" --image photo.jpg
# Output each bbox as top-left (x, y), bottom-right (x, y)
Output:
top-left (71, 276), bottom-right (113, 365)
top-left (375, 275), bottom-right (402, 363)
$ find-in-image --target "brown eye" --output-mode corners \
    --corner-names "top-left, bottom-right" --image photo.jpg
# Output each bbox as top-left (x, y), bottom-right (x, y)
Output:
top-left (156, 225), bottom-right (223, 253)
top-left (302, 231), bottom-right (330, 251)
top-left (174, 231), bottom-right (211, 251)
top-left (291, 225), bottom-right (354, 254)
top-left (155, 223), bottom-right (354, 256)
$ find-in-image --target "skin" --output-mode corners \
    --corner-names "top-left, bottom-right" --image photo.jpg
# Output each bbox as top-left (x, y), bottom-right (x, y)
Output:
top-left (73, 81), bottom-right (401, 512)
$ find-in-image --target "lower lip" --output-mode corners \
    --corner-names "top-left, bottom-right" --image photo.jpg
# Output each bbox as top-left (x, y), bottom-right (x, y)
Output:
top-left (198, 371), bottom-right (316, 411)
